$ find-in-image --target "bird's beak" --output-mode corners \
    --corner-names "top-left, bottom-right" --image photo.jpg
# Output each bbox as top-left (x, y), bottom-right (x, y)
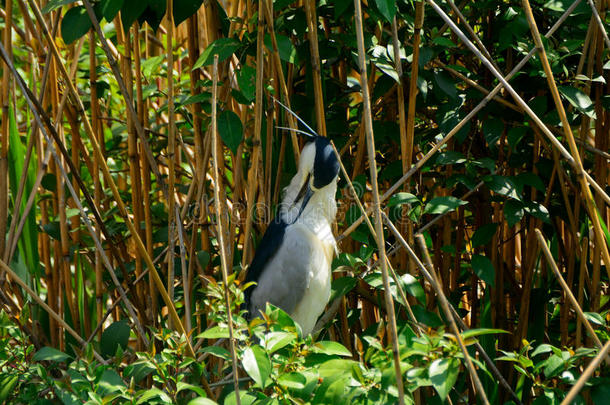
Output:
top-left (293, 181), bottom-right (313, 223)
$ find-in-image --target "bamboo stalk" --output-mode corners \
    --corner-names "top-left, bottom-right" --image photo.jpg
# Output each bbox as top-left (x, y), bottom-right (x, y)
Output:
top-left (20, 0), bottom-right (200, 355)
top-left (304, 0), bottom-right (326, 136)
top-left (353, 1), bottom-right (405, 403)
top-left (241, 0), bottom-right (265, 266)
top-left (0, 0), bottom-right (13, 260)
top-left (211, 55), bottom-right (241, 405)
top-left (167, 0), bottom-right (177, 324)
top-left (535, 229), bottom-right (606, 354)
top-left (562, 338), bottom-right (610, 405)
top-left (0, 40), bottom-right (153, 348)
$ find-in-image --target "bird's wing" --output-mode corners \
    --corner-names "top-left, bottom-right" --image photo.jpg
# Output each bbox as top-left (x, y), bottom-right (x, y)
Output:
top-left (247, 223), bottom-right (318, 319)
top-left (244, 217), bottom-right (287, 312)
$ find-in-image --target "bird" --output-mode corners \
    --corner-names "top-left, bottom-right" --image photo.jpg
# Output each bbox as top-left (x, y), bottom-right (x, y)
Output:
top-left (243, 133), bottom-right (340, 336)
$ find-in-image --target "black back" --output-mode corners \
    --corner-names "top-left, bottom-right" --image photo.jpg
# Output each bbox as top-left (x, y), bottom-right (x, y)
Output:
top-left (313, 137), bottom-right (340, 189)
top-left (243, 215), bottom-right (288, 317)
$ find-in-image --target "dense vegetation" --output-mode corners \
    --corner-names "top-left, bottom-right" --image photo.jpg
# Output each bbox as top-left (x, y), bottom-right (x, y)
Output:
top-left (0, 0), bottom-right (609, 403)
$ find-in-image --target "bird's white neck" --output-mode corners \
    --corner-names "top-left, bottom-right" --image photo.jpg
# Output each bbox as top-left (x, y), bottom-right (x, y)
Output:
top-left (280, 174), bottom-right (338, 237)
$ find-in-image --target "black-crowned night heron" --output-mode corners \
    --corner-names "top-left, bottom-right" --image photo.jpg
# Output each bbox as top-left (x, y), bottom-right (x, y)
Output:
top-left (244, 135), bottom-right (340, 335)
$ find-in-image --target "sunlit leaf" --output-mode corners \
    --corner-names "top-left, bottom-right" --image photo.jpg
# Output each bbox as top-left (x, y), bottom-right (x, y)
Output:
top-left (242, 346), bottom-right (271, 387)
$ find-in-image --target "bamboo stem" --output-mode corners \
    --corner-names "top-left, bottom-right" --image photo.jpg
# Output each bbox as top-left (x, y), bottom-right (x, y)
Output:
top-left (353, 1), bottom-right (405, 403)
top-left (211, 55), bottom-right (241, 405)
top-left (562, 338), bottom-right (610, 405)
top-left (535, 229), bottom-right (606, 352)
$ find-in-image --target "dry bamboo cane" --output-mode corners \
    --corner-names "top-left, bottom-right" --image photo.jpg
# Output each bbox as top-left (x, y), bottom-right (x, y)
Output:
top-left (353, 1), bottom-right (405, 403)
top-left (304, 0), bottom-right (326, 136)
top-left (241, 0), bottom-right (265, 266)
top-left (262, 0), bottom-right (300, 158)
top-left (167, 0), bottom-right (177, 325)
top-left (0, 0), bottom-right (13, 260)
top-left (20, 2), bottom-right (200, 358)
top-left (211, 55), bottom-right (241, 405)
top-left (0, 258), bottom-right (107, 364)
top-left (0, 41), bottom-right (157, 348)
top-left (522, 0), bottom-right (610, 282)
top-left (78, 0), bottom-right (170, 200)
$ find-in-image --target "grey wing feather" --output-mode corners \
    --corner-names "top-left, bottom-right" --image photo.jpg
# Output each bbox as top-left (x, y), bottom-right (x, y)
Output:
top-left (248, 224), bottom-right (316, 318)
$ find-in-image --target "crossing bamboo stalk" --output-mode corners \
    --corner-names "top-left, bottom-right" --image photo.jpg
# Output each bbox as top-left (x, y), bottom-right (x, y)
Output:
top-left (535, 229), bottom-right (605, 353)
top-left (0, 0), bottom-right (13, 261)
top-left (211, 54), bottom-right (241, 405)
top-left (353, 1), bottom-right (405, 403)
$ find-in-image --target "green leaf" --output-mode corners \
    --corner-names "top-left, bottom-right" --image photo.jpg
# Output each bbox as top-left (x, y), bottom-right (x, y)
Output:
top-left (263, 331), bottom-right (296, 353)
top-left (504, 200), bottom-right (524, 228)
top-left (264, 34), bottom-right (298, 63)
top-left (187, 398), bottom-right (218, 405)
top-left (278, 372), bottom-right (306, 389)
top-left (101, 320), bottom-right (130, 358)
top-left (400, 273), bottom-right (425, 304)
top-left (100, 0), bottom-right (124, 21)
top-left (42, 0), bottom-right (77, 14)
top-left (434, 71), bottom-right (457, 99)
top-left (429, 358), bottom-right (460, 400)
top-left (436, 151), bottom-right (466, 165)
top-left (485, 175), bottom-right (521, 200)
top-left (137, 388), bottom-right (172, 404)
top-left (33, 346), bottom-right (71, 362)
top-left (0, 375), bottom-right (18, 401)
top-left (387, 192), bottom-right (420, 207)
top-left (423, 196), bottom-right (468, 215)
top-left (312, 341), bottom-right (352, 357)
top-left (330, 276), bottom-right (357, 302)
top-left (217, 110), bottom-right (243, 155)
top-left (199, 346), bottom-right (231, 359)
top-left (236, 65), bottom-right (256, 102)
top-left (375, 0), bottom-right (396, 22)
top-left (558, 86), bottom-right (596, 118)
top-left (193, 38), bottom-right (241, 69)
top-left (98, 369), bottom-right (126, 397)
top-left (197, 250), bottom-right (210, 268)
top-left (471, 223), bottom-right (498, 247)
top-left (242, 346), bottom-right (271, 387)
top-left (583, 312), bottom-right (605, 326)
top-left (507, 127), bottom-right (528, 149)
top-left (174, 0), bottom-right (204, 26)
top-left (61, 6), bottom-right (92, 45)
top-left (523, 201), bottom-right (550, 223)
top-left (197, 325), bottom-right (230, 339)
top-left (121, 1), bottom-right (148, 34)
top-left (471, 254), bottom-right (495, 286)
top-left (177, 382), bottom-right (206, 396)
top-left (543, 354), bottom-right (564, 378)
top-left (461, 328), bottom-right (507, 340)
top-left (318, 359), bottom-right (358, 378)
top-left (482, 119), bottom-right (504, 150)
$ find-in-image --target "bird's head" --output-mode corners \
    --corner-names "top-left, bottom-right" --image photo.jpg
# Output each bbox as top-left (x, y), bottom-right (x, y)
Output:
top-left (282, 137), bottom-right (340, 224)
